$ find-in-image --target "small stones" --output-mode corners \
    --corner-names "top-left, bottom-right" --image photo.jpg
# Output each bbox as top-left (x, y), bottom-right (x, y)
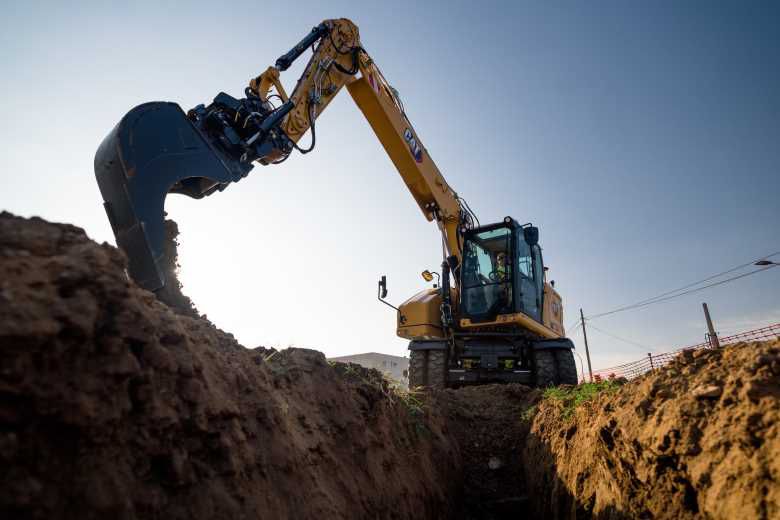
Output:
top-left (746, 382), bottom-right (766, 401)
top-left (635, 398), bottom-right (652, 419)
top-left (181, 379), bottom-right (205, 404)
top-left (140, 343), bottom-right (177, 372)
top-left (488, 456), bottom-right (503, 470)
top-left (751, 353), bottom-right (780, 375)
top-left (103, 351), bottom-right (141, 377)
top-left (757, 354), bottom-right (775, 365)
top-left (692, 385), bottom-right (722, 399)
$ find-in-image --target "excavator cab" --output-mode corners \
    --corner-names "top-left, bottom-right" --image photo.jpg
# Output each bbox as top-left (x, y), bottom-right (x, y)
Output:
top-left (460, 218), bottom-right (544, 324)
top-left (407, 217), bottom-right (577, 389)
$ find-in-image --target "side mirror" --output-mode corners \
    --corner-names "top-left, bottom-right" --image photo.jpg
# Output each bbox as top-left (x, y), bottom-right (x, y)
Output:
top-left (377, 275), bottom-right (399, 311)
top-left (523, 226), bottom-right (539, 247)
top-left (421, 270), bottom-right (440, 288)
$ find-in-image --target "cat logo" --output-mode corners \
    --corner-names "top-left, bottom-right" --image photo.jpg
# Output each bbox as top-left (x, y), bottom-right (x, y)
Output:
top-left (403, 128), bottom-right (423, 163)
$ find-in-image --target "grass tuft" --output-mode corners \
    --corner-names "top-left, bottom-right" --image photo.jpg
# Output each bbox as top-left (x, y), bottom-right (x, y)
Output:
top-left (520, 404), bottom-right (538, 423)
top-left (542, 380), bottom-right (623, 419)
top-left (331, 362), bottom-right (426, 419)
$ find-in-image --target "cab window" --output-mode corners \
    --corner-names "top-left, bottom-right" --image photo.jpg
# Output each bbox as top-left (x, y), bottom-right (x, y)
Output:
top-left (514, 228), bottom-right (541, 322)
top-left (461, 227), bottom-right (513, 319)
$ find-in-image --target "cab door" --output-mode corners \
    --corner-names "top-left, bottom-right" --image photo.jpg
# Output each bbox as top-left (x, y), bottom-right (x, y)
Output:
top-left (532, 244), bottom-right (545, 320)
top-left (515, 231), bottom-right (541, 322)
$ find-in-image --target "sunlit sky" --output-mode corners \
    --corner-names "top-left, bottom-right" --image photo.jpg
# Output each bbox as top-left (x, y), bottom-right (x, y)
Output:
top-left (2, 1), bottom-right (778, 373)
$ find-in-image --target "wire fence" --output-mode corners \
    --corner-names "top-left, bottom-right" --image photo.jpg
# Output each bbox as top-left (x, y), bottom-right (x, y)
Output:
top-left (589, 322), bottom-right (780, 381)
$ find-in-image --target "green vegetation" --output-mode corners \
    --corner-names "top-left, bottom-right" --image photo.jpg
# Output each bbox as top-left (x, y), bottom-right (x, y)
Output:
top-left (393, 386), bottom-right (425, 415)
top-left (542, 380), bottom-right (623, 419)
top-left (383, 381), bottom-right (430, 438)
top-left (520, 404), bottom-right (538, 423)
top-left (330, 361), bottom-right (427, 419)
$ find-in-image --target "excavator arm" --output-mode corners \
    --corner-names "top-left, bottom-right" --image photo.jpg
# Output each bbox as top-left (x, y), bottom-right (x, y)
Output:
top-left (94, 18), bottom-right (474, 293)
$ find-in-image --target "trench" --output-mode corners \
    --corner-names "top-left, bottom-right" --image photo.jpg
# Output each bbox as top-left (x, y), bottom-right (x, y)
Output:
top-left (145, 216), bottom-right (559, 519)
top-left (435, 385), bottom-right (541, 519)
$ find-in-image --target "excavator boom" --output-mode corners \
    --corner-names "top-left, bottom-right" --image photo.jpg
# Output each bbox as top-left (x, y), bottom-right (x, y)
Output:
top-left (95, 18), bottom-right (469, 292)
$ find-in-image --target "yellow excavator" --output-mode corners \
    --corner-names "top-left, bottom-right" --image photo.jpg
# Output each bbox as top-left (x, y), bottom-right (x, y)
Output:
top-left (94, 18), bottom-right (577, 388)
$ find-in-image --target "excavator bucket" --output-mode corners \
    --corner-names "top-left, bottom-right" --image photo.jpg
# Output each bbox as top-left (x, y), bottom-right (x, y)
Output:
top-left (94, 102), bottom-right (251, 292)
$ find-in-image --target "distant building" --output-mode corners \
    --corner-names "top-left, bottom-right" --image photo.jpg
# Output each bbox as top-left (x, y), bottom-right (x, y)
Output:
top-left (329, 352), bottom-right (409, 388)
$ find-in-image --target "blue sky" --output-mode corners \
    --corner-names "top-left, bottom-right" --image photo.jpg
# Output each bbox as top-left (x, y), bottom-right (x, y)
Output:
top-left (1, 1), bottom-right (778, 372)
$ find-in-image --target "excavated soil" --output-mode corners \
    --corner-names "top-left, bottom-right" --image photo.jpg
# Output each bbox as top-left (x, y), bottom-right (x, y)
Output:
top-left (524, 340), bottom-right (780, 519)
top-left (154, 219), bottom-right (199, 317)
top-left (1, 211), bottom-right (777, 519)
top-left (0, 212), bottom-right (460, 519)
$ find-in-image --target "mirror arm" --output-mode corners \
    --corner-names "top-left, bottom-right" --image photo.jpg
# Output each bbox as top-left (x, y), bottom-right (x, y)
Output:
top-left (377, 275), bottom-right (399, 311)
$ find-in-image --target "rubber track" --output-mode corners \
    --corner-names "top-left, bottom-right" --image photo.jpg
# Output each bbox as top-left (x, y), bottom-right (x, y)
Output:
top-left (533, 349), bottom-right (558, 387)
top-left (409, 349), bottom-right (447, 389)
top-left (534, 348), bottom-right (578, 386)
top-left (554, 348), bottom-right (579, 385)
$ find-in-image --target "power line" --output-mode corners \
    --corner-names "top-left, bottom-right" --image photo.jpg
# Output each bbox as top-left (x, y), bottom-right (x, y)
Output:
top-left (588, 251), bottom-right (780, 320)
top-left (590, 264), bottom-right (778, 319)
top-left (593, 264), bottom-right (777, 318)
top-left (586, 322), bottom-right (652, 352)
top-left (590, 251), bottom-right (779, 318)
top-left (565, 320), bottom-right (581, 336)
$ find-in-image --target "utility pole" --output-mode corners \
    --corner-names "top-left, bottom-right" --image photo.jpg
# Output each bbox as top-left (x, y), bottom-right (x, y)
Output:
top-left (702, 302), bottom-right (720, 349)
top-left (580, 308), bottom-right (593, 382)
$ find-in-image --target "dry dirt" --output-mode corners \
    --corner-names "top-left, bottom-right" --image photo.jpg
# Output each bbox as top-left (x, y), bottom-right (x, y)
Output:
top-left (0, 212), bottom-right (460, 519)
top-left (154, 219), bottom-right (199, 317)
top-left (1, 211), bottom-right (778, 520)
top-left (524, 340), bottom-right (780, 519)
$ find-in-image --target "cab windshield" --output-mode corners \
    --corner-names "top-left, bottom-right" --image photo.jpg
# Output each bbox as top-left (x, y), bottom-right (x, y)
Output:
top-left (461, 227), bottom-right (513, 320)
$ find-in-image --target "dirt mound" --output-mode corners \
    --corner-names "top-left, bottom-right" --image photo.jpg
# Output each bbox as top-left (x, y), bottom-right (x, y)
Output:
top-left (0, 212), bottom-right (460, 519)
top-left (435, 384), bottom-right (540, 518)
top-left (524, 341), bottom-right (780, 519)
top-left (2, 211), bottom-right (775, 519)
